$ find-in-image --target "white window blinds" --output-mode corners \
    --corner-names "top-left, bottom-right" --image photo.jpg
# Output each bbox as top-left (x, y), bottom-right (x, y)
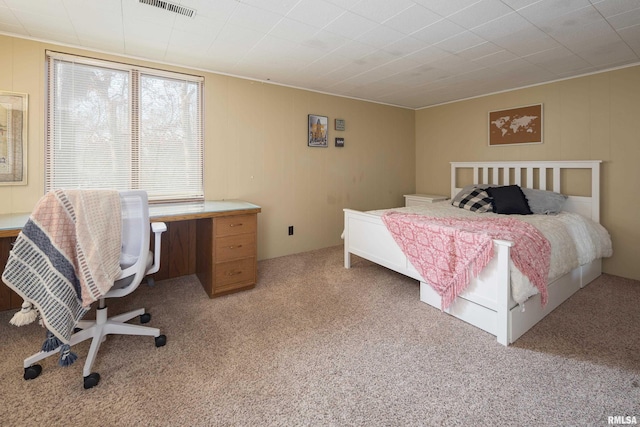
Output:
top-left (46, 51), bottom-right (204, 202)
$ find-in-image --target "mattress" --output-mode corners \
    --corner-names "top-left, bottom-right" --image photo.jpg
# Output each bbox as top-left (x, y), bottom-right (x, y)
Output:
top-left (367, 202), bottom-right (613, 304)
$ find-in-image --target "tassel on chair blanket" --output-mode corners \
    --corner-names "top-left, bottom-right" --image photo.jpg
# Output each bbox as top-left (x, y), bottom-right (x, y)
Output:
top-left (58, 344), bottom-right (78, 367)
top-left (41, 330), bottom-right (62, 352)
top-left (9, 301), bottom-right (38, 326)
top-left (41, 330), bottom-right (78, 366)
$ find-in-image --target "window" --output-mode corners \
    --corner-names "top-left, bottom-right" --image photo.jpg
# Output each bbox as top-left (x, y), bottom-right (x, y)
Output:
top-left (46, 51), bottom-right (204, 202)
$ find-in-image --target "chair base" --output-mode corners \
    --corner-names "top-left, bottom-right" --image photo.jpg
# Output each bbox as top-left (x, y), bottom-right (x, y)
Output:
top-left (23, 302), bottom-right (165, 387)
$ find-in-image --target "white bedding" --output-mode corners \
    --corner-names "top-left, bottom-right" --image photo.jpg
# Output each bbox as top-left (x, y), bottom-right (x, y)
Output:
top-left (367, 202), bottom-right (613, 304)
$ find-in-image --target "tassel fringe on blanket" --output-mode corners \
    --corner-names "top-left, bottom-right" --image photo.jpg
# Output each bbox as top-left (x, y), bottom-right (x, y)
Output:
top-left (10, 302), bottom-right (79, 366)
top-left (9, 301), bottom-right (38, 326)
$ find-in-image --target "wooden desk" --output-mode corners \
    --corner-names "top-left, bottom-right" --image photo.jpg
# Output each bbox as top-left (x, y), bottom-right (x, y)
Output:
top-left (0, 200), bottom-right (261, 310)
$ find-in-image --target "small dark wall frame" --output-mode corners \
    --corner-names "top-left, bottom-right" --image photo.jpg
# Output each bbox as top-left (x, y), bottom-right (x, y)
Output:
top-left (335, 137), bottom-right (344, 147)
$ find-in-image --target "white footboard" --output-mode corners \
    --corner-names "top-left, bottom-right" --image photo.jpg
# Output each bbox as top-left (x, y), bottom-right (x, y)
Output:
top-left (343, 207), bottom-right (602, 345)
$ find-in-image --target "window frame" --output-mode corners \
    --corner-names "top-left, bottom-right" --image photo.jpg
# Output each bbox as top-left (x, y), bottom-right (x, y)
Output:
top-left (45, 50), bottom-right (205, 203)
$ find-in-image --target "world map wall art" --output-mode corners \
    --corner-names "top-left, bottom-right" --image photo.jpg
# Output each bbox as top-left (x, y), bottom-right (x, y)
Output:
top-left (488, 104), bottom-right (542, 146)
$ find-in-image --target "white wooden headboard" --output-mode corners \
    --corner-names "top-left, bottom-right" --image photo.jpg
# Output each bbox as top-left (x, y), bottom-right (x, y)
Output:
top-left (450, 161), bottom-right (602, 222)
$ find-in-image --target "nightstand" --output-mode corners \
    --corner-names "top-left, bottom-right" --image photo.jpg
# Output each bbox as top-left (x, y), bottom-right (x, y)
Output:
top-left (403, 194), bottom-right (448, 207)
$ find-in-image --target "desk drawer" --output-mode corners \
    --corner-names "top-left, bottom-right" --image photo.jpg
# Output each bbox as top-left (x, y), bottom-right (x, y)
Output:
top-left (215, 215), bottom-right (256, 237)
top-left (215, 257), bottom-right (256, 288)
top-left (215, 233), bottom-right (256, 262)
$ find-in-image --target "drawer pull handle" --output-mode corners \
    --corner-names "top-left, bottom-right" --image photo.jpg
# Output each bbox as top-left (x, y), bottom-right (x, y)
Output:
top-left (227, 270), bottom-right (242, 276)
top-left (228, 245), bottom-right (243, 249)
top-left (229, 223), bottom-right (243, 227)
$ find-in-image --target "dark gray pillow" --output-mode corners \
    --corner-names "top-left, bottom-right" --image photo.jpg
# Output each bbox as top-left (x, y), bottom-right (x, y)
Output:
top-left (521, 188), bottom-right (568, 214)
top-left (486, 185), bottom-right (532, 215)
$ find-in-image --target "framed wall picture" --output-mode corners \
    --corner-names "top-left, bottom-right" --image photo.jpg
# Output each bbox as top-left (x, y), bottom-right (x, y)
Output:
top-left (335, 137), bottom-right (344, 147)
top-left (0, 91), bottom-right (28, 185)
top-left (488, 104), bottom-right (542, 146)
top-left (308, 114), bottom-right (328, 147)
top-left (335, 119), bottom-right (345, 131)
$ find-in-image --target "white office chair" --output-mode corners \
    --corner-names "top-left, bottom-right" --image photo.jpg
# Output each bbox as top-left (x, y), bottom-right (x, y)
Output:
top-left (22, 190), bottom-right (167, 389)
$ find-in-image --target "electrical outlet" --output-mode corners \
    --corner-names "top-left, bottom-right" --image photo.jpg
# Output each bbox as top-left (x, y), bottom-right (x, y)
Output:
top-left (288, 226), bottom-right (294, 235)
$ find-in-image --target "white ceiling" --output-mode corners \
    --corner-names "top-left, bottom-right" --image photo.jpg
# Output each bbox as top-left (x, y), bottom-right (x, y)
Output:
top-left (1, 0), bottom-right (639, 109)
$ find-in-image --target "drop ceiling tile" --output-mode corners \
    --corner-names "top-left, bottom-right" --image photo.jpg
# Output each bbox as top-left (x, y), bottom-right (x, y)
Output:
top-left (430, 53), bottom-right (484, 74)
top-left (11, 10), bottom-right (75, 38)
top-left (303, 30), bottom-right (349, 52)
top-left (66, 0), bottom-right (123, 17)
top-left (0, 4), bottom-right (16, 21)
top-left (167, 28), bottom-right (214, 52)
top-left (412, 19), bottom-right (467, 45)
top-left (434, 30), bottom-right (485, 54)
top-left (446, 0), bottom-right (513, 30)
top-left (227, 3), bottom-right (283, 34)
top-left (471, 49), bottom-right (519, 67)
top-left (122, 0), bottom-right (177, 27)
top-left (619, 23), bottom-right (640, 56)
top-left (322, 11), bottom-right (377, 39)
top-left (330, 40), bottom-right (378, 59)
top-left (381, 4), bottom-right (441, 35)
top-left (287, 0), bottom-right (346, 29)
top-left (535, 6), bottom-right (603, 40)
top-left (349, 0), bottom-right (415, 24)
top-left (412, 0), bottom-right (481, 17)
top-left (606, 7), bottom-right (640, 30)
top-left (455, 41), bottom-right (503, 60)
top-left (355, 24), bottom-right (406, 49)
top-left (269, 17), bottom-right (317, 43)
top-left (355, 49), bottom-right (399, 67)
top-left (591, 0), bottom-right (640, 17)
top-left (524, 46), bottom-right (592, 75)
top-left (184, 0), bottom-right (238, 20)
top-left (230, 0), bottom-right (297, 16)
top-left (370, 56), bottom-right (423, 76)
top-left (500, 0), bottom-right (543, 10)
top-left (404, 44), bottom-right (451, 65)
top-left (0, 22), bottom-right (28, 36)
top-left (574, 38), bottom-right (638, 67)
top-left (471, 11), bottom-right (536, 40)
top-left (67, 9), bottom-right (123, 39)
top-left (172, 15), bottom-right (226, 38)
top-left (326, 0), bottom-right (361, 9)
top-left (3, 0), bottom-right (67, 18)
top-left (491, 26), bottom-right (559, 56)
top-left (517, 0), bottom-right (592, 27)
top-left (298, 55), bottom-right (346, 75)
top-left (215, 23), bottom-right (264, 46)
top-left (78, 37), bottom-right (125, 53)
top-left (381, 36), bottom-right (430, 57)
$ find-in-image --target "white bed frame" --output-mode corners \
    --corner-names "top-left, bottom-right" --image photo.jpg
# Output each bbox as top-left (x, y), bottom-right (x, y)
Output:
top-left (343, 161), bottom-right (603, 345)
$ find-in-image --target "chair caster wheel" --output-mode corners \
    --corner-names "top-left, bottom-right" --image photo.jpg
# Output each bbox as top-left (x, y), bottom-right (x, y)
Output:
top-left (155, 334), bottom-right (167, 347)
top-left (140, 313), bottom-right (151, 324)
top-left (84, 373), bottom-right (100, 389)
top-left (24, 364), bottom-right (42, 380)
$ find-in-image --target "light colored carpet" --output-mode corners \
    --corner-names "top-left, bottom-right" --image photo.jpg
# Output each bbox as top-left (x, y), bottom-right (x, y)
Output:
top-left (0, 245), bottom-right (638, 426)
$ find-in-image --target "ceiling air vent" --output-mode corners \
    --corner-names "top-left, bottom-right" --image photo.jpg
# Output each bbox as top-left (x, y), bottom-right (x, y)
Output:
top-left (138, 0), bottom-right (196, 18)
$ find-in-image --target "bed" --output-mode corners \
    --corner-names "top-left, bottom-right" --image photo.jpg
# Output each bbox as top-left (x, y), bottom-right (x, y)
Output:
top-left (343, 160), bottom-right (612, 345)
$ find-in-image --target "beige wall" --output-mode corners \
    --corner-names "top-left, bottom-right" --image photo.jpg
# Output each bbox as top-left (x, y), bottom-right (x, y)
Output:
top-left (0, 35), bottom-right (416, 260)
top-left (416, 65), bottom-right (640, 281)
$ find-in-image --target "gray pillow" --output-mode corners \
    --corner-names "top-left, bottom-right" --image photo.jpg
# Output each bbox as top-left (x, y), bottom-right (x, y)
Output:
top-left (521, 188), bottom-right (568, 214)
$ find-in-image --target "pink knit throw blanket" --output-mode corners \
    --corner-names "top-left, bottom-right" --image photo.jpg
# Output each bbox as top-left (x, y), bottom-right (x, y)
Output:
top-left (381, 212), bottom-right (550, 309)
